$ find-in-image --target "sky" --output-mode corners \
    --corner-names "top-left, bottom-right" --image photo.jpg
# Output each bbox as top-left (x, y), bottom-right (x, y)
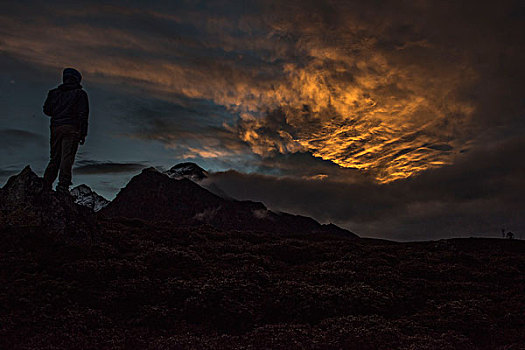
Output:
top-left (0, 0), bottom-right (523, 240)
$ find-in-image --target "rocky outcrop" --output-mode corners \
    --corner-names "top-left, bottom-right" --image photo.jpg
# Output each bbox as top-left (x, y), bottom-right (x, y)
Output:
top-left (0, 166), bottom-right (95, 240)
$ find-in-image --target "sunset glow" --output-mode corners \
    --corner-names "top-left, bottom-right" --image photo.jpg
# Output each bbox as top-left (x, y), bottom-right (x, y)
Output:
top-left (0, 3), bottom-right (481, 183)
top-left (0, 0), bottom-right (522, 240)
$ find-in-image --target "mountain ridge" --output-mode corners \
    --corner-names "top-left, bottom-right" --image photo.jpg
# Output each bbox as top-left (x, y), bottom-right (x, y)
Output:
top-left (1, 165), bottom-right (356, 238)
top-left (100, 167), bottom-right (357, 237)
top-left (0, 166), bottom-right (523, 349)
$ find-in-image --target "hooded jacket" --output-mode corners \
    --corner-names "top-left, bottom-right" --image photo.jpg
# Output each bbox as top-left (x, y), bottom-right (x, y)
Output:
top-left (43, 68), bottom-right (89, 137)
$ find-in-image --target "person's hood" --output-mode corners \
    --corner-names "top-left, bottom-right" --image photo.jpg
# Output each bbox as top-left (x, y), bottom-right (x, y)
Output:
top-left (62, 67), bottom-right (82, 84)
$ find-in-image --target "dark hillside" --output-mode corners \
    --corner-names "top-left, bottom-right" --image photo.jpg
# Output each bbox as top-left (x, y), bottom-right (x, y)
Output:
top-left (0, 221), bottom-right (523, 349)
top-left (100, 167), bottom-right (356, 237)
top-left (0, 167), bottom-right (523, 349)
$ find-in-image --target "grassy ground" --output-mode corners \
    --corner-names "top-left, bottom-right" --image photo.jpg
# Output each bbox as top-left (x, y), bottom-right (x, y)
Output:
top-left (0, 219), bottom-right (523, 349)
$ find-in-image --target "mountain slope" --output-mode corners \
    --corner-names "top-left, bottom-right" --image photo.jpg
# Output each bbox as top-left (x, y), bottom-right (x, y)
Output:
top-left (100, 167), bottom-right (357, 237)
top-left (0, 166), bottom-right (523, 348)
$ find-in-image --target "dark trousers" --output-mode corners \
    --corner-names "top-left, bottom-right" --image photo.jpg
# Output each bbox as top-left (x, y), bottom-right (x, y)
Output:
top-left (43, 124), bottom-right (80, 189)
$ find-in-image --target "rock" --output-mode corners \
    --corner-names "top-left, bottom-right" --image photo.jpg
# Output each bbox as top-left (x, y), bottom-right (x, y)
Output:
top-left (70, 184), bottom-right (109, 212)
top-left (0, 166), bottom-right (95, 241)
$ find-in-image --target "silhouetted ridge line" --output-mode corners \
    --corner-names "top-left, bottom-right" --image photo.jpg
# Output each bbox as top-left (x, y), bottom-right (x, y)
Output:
top-left (100, 167), bottom-right (357, 237)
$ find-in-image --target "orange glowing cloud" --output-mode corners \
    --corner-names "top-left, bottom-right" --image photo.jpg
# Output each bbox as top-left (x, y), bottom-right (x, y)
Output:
top-left (0, 3), bottom-right (484, 182)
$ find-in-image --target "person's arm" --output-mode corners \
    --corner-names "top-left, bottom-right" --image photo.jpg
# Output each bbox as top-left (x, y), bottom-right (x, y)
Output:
top-left (43, 90), bottom-right (56, 116)
top-left (78, 91), bottom-right (89, 144)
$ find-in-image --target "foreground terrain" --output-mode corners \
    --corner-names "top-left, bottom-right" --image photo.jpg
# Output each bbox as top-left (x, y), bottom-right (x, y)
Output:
top-left (0, 167), bottom-right (523, 349)
top-left (0, 221), bottom-right (523, 349)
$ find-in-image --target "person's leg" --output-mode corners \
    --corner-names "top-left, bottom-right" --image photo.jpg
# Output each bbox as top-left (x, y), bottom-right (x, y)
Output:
top-left (57, 126), bottom-right (79, 192)
top-left (43, 127), bottom-right (62, 191)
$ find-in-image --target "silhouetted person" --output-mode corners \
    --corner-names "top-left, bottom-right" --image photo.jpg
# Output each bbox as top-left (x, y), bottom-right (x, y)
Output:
top-left (506, 231), bottom-right (514, 240)
top-left (42, 68), bottom-right (89, 194)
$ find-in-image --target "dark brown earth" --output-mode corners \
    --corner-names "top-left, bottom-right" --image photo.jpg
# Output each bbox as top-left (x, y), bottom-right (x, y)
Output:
top-left (1, 223), bottom-right (523, 349)
top-left (0, 167), bottom-right (523, 349)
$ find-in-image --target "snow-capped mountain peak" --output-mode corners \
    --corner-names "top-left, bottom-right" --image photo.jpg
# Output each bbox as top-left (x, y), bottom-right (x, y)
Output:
top-left (70, 184), bottom-right (109, 212)
top-left (164, 162), bottom-right (208, 182)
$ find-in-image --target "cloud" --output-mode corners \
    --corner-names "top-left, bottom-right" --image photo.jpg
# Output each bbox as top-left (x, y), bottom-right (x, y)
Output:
top-left (207, 135), bottom-right (525, 240)
top-left (0, 129), bottom-right (47, 150)
top-left (0, 169), bottom-right (19, 177)
top-left (1, 1), bottom-right (522, 183)
top-left (0, 1), bottom-right (523, 240)
top-left (116, 97), bottom-right (252, 164)
top-left (73, 161), bottom-right (147, 175)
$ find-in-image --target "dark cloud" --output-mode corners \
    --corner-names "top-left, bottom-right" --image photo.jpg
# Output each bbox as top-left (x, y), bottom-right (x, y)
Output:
top-left (73, 161), bottom-right (147, 175)
top-left (208, 135), bottom-right (525, 240)
top-left (0, 0), bottom-right (522, 240)
top-left (0, 129), bottom-right (47, 150)
top-left (0, 169), bottom-right (19, 177)
top-left (115, 95), bottom-right (251, 162)
top-left (249, 151), bottom-right (365, 182)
